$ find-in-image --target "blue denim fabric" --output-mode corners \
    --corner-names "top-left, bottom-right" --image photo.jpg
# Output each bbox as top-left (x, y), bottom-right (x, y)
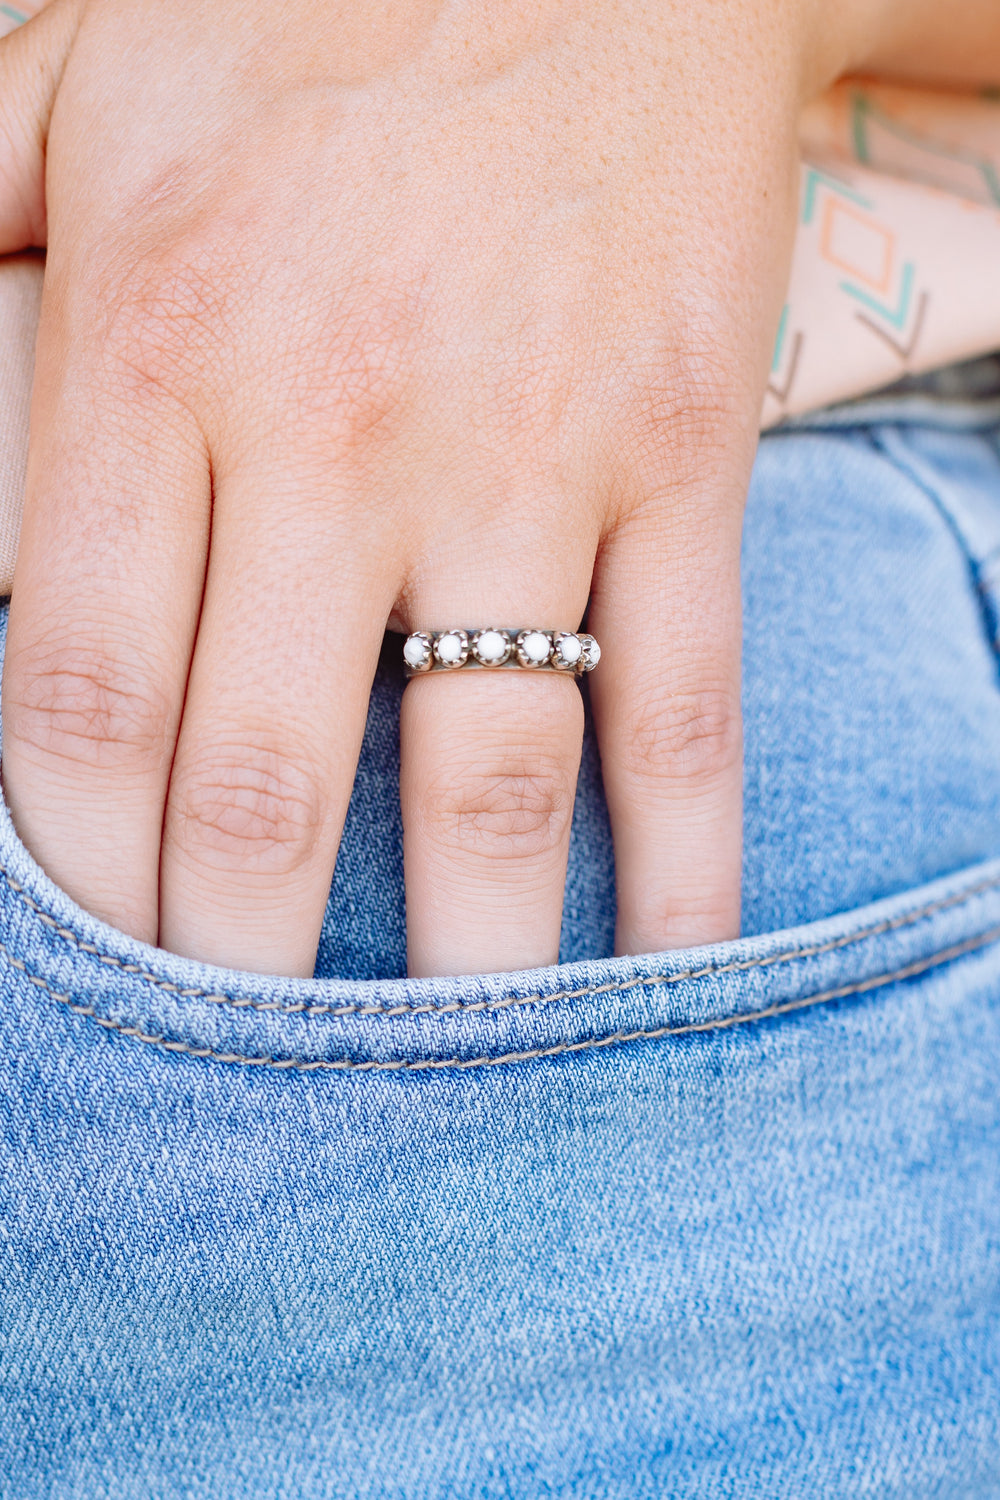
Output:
top-left (2, 401), bottom-right (1000, 1497)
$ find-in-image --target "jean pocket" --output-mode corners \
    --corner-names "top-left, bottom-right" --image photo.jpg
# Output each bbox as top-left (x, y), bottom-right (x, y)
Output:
top-left (4, 793), bottom-right (1000, 1497)
top-left (1, 773), bottom-right (998, 1073)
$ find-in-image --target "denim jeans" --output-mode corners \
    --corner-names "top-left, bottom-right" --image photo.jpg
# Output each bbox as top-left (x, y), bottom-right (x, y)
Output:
top-left (2, 387), bottom-right (1000, 1497)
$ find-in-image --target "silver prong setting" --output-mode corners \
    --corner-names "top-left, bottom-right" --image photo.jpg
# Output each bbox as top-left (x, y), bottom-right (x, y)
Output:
top-left (515, 630), bottom-right (553, 668)
top-left (433, 629), bottom-right (470, 668)
top-left (551, 631), bottom-right (584, 671)
top-left (471, 628), bottom-right (512, 667)
top-left (404, 628), bottom-right (599, 678)
top-left (402, 631), bottom-right (434, 673)
top-left (579, 634), bottom-right (601, 672)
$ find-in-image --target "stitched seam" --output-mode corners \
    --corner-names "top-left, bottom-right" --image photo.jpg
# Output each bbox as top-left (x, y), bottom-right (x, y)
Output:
top-left (7, 923), bottom-right (999, 1072)
top-left (867, 425), bottom-right (1000, 669)
top-left (2, 862), bottom-right (999, 1020)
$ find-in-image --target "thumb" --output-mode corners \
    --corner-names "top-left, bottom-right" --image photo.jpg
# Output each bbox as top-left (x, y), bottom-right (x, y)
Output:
top-left (0, 0), bottom-right (79, 252)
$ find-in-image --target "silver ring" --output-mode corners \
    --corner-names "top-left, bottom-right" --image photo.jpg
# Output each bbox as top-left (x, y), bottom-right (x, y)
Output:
top-left (403, 628), bottom-right (600, 679)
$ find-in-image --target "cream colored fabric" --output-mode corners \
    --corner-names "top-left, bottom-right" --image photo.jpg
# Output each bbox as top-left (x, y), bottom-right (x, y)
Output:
top-left (1, 80), bottom-right (999, 591)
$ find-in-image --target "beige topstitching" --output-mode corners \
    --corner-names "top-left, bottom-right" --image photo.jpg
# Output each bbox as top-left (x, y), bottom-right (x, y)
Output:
top-left (0, 861), bottom-right (998, 1069)
top-left (2, 922), bottom-right (998, 1072)
top-left (2, 863), bottom-right (999, 1020)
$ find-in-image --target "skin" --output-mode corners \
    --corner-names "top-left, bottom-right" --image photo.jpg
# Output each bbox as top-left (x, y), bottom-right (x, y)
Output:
top-left (0, 0), bottom-right (997, 981)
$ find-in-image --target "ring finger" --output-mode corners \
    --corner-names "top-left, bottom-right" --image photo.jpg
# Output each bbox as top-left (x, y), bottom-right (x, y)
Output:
top-left (401, 543), bottom-right (595, 978)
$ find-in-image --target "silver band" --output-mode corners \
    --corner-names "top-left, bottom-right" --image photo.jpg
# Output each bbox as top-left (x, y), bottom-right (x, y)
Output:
top-left (403, 628), bottom-right (600, 679)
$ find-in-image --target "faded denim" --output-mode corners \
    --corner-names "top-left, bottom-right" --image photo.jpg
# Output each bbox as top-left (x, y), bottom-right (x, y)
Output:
top-left (2, 392), bottom-right (1000, 1497)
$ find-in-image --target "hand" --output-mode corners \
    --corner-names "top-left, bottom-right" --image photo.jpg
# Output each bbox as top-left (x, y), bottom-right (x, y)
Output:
top-left (0, 0), bottom-right (857, 978)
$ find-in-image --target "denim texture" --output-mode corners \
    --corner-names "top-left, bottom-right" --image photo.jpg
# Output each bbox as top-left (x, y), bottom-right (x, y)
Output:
top-left (1, 408), bottom-right (1000, 1497)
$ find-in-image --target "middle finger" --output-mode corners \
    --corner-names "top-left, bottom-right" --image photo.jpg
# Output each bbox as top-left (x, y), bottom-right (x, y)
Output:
top-left (159, 450), bottom-right (403, 976)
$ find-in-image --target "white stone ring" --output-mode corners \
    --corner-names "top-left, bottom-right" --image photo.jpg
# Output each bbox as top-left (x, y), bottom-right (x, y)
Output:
top-left (402, 628), bottom-right (601, 679)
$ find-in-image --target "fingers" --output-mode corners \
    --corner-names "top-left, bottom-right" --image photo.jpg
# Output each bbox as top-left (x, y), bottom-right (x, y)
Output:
top-left (157, 461), bottom-right (401, 977)
top-left (2, 377), bottom-right (210, 943)
top-left (402, 670), bottom-right (584, 977)
top-left (401, 542), bottom-right (593, 977)
top-left (589, 494), bottom-right (745, 956)
top-left (0, 0), bottom-right (79, 251)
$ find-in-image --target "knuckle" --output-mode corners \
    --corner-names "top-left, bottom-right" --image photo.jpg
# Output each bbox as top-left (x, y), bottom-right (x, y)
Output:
top-left (629, 895), bottom-right (742, 954)
top-left (621, 332), bottom-right (748, 490)
top-left (4, 641), bottom-right (171, 772)
top-left (622, 685), bottom-right (741, 787)
top-left (421, 753), bottom-right (575, 864)
top-left (100, 241), bottom-right (232, 398)
top-left (483, 338), bottom-right (576, 456)
top-left (289, 287), bottom-right (421, 458)
top-left (170, 741), bottom-right (324, 875)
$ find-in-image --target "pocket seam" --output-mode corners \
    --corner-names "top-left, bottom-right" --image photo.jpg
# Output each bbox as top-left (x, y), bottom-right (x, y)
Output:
top-left (5, 918), bottom-right (999, 1072)
top-left (2, 859), bottom-right (999, 1020)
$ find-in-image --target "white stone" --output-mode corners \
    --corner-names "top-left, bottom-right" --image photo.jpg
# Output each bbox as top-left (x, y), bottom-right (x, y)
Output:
top-left (521, 631), bottom-right (551, 664)
top-left (583, 636), bottom-right (601, 668)
top-left (403, 635), bottom-right (430, 668)
top-left (476, 630), bottom-right (508, 664)
top-left (556, 633), bottom-right (583, 665)
top-left (436, 632), bottom-right (466, 664)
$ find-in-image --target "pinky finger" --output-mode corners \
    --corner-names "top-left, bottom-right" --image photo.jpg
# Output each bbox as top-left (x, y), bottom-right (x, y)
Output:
top-left (588, 500), bottom-right (744, 956)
